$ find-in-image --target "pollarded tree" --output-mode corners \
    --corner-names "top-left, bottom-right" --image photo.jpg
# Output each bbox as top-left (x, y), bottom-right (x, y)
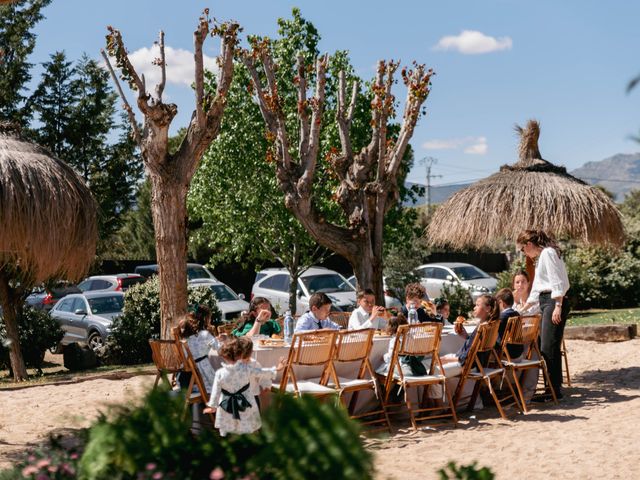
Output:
top-left (241, 42), bottom-right (433, 302)
top-left (101, 10), bottom-right (239, 338)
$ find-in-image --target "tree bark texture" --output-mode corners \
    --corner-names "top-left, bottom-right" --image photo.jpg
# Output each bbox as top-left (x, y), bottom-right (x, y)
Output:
top-left (102, 12), bottom-right (238, 338)
top-left (243, 46), bottom-right (433, 305)
top-left (0, 273), bottom-right (27, 381)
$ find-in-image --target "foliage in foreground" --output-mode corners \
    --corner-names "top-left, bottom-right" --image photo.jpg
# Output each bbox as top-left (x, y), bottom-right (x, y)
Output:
top-left (103, 277), bottom-right (221, 365)
top-left (438, 461), bottom-right (494, 480)
top-left (0, 306), bottom-right (63, 373)
top-left (75, 387), bottom-right (372, 479)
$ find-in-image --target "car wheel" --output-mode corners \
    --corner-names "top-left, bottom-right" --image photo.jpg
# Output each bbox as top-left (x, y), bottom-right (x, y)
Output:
top-left (87, 331), bottom-right (104, 351)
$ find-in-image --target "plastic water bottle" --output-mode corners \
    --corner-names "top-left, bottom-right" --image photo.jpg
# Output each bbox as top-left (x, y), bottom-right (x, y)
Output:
top-left (284, 311), bottom-right (294, 343)
top-left (408, 302), bottom-right (418, 324)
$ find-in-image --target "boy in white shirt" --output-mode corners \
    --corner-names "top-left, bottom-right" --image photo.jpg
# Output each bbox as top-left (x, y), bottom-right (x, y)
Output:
top-left (348, 288), bottom-right (387, 330)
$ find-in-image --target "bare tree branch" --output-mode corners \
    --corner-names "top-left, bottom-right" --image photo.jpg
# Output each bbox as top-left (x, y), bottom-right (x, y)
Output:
top-left (296, 53), bottom-right (310, 162)
top-left (155, 30), bottom-right (167, 102)
top-left (100, 48), bottom-right (142, 148)
top-left (193, 15), bottom-right (208, 127)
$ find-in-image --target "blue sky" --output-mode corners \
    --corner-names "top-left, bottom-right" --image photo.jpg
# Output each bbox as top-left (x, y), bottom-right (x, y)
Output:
top-left (29, 0), bottom-right (640, 186)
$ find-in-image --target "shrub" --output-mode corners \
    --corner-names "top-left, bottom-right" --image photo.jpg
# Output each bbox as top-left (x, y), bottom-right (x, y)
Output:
top-left (77, 387), bottom-right (373, 480)
top-left (438, 461), bottom-right (494, 480)
top-left (104, 276), bottom-right (221, 365)
top-left (440, 281), bottom-right (474, 318)
top-left (0, 306), bottom-right (64, 373)
top-left (383, 238), bottom-right (430, 300)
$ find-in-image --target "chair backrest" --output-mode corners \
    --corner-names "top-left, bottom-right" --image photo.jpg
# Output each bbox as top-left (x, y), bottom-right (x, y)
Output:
top-left (503, 315), bottom-right (542, 345)
top-left (289, 329), bottom-right (338, 366)
top-left (149, 339), bottom-right (184, 373)
top-left (333, 328), bottom-right (374, 362)
top-left (475, 320), bottom-right (501, 353)
top-left (329, 311), bottom-right (350, 329)
top-left (217, 321), bottom-right (237, 336)
top-left (396, 322), bottom-right (442, 357)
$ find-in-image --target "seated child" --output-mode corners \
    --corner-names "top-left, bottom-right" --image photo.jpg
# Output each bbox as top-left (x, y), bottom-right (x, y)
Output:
top-left (178, 310), bottom-right (220, 393)
top-left (348, 288), bottom-right (387, 330)
top-left (376, 313), bottom-right (426, 377)
top-left (203, 338), bottom-right (285, 436)
top-left (400, 283), bottom-right (439, 323)
top-left (434, 298), bottom-right (453, 326)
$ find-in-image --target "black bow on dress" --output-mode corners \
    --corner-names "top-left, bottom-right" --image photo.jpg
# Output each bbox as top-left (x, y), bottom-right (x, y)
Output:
top-left (220, 383), bottom-right (252, 420)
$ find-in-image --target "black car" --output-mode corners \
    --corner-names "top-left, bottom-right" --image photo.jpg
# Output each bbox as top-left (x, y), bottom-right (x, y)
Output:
top-left (25, 282), bottom-right (82, 311)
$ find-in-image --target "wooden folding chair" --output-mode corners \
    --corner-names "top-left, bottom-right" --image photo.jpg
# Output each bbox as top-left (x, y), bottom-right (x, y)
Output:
top-left (561, 338), bottom-right (571, 386)
top-left (329, 311), bottom-right (350, 329)
top-left (383, 323), bottom-right (457, 430)
top-left (276, 329), bottom-right (338, 398)
top-left (453, 321), bottom-right (521, 419)
top-left (216, 321), bottom-right (237, 336)
top-left (501, 315), bottom-right (558, 412)
top-left (148, 339), bottom-right (184, 389)
top-left (179, 339), bottom-right (216, 424)
top-left (329, 328), bottom-right (390, 431)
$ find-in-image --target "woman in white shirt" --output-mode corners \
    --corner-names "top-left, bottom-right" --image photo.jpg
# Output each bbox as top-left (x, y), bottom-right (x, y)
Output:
top-left (348, 288), bottom-right (386, 330)
top-left (517, 230), bottom-right (570, 399)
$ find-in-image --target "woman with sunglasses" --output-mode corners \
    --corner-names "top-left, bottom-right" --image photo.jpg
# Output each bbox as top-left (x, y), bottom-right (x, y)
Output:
top-left (517, 230), bottom-right (570, 400)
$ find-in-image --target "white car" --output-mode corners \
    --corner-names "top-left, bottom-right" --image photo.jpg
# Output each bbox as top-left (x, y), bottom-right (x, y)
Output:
top-left (251, 267), bottom-right (356, 315)
top-left (346, 275), bottom-right (403, 308)
top-left (188, 279), bottom-right (249, 321)
top-left (415, 262), bottom-right (497, 301)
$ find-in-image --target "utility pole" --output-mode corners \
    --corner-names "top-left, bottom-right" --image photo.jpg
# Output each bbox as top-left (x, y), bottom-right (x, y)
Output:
top-left (420, 156), bottom-right (442, 211)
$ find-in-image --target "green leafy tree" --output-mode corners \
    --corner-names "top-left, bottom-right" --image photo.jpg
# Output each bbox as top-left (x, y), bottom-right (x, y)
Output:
top-left (241, 10), bottom-right (434, 304)
top-left (30, 50), bottom-right (76, 158)
top-left (0, 0), bottom-right (52, 126)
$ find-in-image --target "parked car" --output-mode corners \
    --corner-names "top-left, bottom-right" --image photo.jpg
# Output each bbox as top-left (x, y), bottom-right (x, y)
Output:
top-left (25, 281), bottom-right (81, 311)
top-left (188, 278), bottom-right (249, 321)
top-left (346, 275), bottom-right (403, 308)
top-left (49, 291), bottom-right (125, 351)
top-left (252, 267), bottom-right (356, 315)
top-left (134, 263), bottom-right (217, 281)
top-left (77, 274), bottom-right (146, 293)
top-left (415, 262), bottom-right (497, 301)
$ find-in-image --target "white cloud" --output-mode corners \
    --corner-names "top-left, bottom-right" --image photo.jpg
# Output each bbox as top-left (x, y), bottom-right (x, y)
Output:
top-left (126, 44), bottom-right (218, 89)
top-left (463, 137), bottom-right (488, 155)
top-left (433, 30), bottom-right (512, 55)
top-left (422, 136), bottom-right (488, 155)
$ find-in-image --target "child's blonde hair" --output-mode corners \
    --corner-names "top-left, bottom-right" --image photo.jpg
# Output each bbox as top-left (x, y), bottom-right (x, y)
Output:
top-left (218, 338), bottom-right (241, 363)
top-left (236, 336), bottom-right (254, 359)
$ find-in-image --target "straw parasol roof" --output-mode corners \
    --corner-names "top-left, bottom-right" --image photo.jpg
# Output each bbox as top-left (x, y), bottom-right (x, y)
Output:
top-left (0, 122), bottom-right (97, 283)
top-left (426, 120), bottom-right (625, 250)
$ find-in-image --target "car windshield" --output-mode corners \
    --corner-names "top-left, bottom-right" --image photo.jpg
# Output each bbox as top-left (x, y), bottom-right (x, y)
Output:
top-left (120, 277), bottom-right (145, 290)
top-left (88, 296), bottom-right (124, 315)
top-left (187, 266), bottom-right (212, 280)
top-left (301, 274), bottom-right (354, 294)
top-left (452, 266), bottom-right (490, 281)
top-left (209, 285), bottom-right (238, 302)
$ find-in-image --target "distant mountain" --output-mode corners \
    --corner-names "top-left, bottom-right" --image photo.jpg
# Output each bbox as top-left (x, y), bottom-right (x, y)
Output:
top-left (570, 153), bottom-right (640, 201)
top-left (403, 181), bottom-right (470, 207)
top-left (404, 152), bottom-right (640, 207)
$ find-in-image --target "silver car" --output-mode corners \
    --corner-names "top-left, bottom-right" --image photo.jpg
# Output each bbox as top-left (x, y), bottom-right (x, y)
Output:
top-left (49, 291), bottom-right (124, 351)
top-left (251, 267), bottom-right (356, 315)
top-left (77, 274), bottom-right (146, 293)
top-left (187, 279), bottom-right (249, 321)
top-left (415, 262), bottom-right (497, 301)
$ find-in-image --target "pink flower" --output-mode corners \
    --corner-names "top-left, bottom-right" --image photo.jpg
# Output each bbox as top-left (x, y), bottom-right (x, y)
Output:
top-left (21, 465), bottom-right (39, 476)
top-left (146, 463), bottom-right (158, 471)
top-left (47, 465), bottom-right (58, 473)
top-left (152, 473), bottom-right (164, 479)
top-left (70, 453), bottom-right (79, 460)
top-left (210, 467), bottom-right (225, 480)
top-left (36, 459), bottom-right (50, 468)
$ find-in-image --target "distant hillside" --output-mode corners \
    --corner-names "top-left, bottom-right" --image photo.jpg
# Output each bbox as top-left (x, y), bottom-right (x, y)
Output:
top-left (403, 181), bottom-right (470, 207)
top-left (404, 152), bottom-right (640, 206)
top-left (570, 153), bottom-right (640, 201)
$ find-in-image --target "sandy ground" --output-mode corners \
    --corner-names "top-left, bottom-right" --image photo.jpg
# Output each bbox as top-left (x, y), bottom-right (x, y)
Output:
top-left (1, 339), bottom-right (639, 479)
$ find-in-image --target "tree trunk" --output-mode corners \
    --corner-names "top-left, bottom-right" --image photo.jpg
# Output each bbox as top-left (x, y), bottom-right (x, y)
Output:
top-left (149, 173), bottom-right (189, 339)
top-left (0, 274), bottom-right (27, 381)
top-left (350, 232), bottom-right (385, 307)
top-left (287, 244), bottom-right (300, 315)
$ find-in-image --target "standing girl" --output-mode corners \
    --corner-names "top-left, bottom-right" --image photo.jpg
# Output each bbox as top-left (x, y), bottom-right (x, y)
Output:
top-left (517, 230), bottom-right (570, 399)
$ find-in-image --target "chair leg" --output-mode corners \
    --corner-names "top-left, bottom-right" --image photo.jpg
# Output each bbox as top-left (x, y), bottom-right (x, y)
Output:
top-left (467, 382), bottom-right (482, 412)
top-left (405, 386), bottom-right (418, 431)
top-left (153, 373), bottom-right (161, 389)
top-left (510, 367), bottom-right (528, 413)
top-left (443, 381), bottom-right (458, 425)
top-left (348, 390), bottom-right (361, 414)
top-left (562, 339), bottom-right (572, 387)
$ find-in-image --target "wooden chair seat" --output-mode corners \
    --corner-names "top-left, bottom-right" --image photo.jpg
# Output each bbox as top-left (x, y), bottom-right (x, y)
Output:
top-left (148, 339), bottom-right (184, 389)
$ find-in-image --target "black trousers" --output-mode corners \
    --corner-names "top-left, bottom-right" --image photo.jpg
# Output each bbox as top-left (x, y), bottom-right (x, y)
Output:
top-left (539, 292), bottom-right (570, 394)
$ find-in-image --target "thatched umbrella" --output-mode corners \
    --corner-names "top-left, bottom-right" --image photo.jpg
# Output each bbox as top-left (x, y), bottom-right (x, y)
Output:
top-left (0, 122), bottom-right (97, 380)
top-left (427, 120), bottom-right (625, 253)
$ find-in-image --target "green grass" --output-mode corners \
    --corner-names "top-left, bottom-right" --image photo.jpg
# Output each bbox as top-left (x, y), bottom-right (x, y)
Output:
top-left (568, 307), bottom-right (640, 326)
